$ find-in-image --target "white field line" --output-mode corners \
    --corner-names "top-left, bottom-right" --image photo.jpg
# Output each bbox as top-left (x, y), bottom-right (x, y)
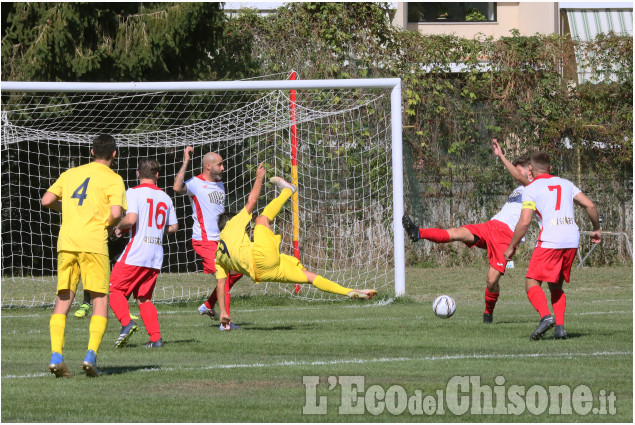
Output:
top-left (2, 350), bottom-right (631, 380)
top-left (2, 296), bottom-right (633, 319)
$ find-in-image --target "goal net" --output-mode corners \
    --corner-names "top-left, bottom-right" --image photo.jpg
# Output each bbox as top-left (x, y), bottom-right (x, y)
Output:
top-left (1, 79), bottom-right (404, 308)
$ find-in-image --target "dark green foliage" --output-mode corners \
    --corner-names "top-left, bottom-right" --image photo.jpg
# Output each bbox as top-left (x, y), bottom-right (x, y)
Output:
top-left (1, 3), bottom-right (233, 81)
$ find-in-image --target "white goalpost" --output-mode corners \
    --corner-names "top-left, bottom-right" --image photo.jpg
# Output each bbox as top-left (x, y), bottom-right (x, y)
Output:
top-left (1, 78), bottom-right (405, 307)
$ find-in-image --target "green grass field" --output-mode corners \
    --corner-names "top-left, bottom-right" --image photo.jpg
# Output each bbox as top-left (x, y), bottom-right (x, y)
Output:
top-left (1, 266), bottom-right (632, 422)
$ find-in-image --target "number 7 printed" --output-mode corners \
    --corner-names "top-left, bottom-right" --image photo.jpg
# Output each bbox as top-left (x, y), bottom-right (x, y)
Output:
top-left (548, 185), bottom-right (561, 211)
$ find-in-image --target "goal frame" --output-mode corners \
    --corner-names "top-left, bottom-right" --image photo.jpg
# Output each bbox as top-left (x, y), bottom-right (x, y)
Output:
top-left (1, 78), bottom-right (406, 296)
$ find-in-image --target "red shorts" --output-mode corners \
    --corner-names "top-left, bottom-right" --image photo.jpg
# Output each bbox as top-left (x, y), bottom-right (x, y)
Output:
top-left (526, 247), bottom-right (577, 283)
top-left (192, 240), bottom-right (218, 274)
top-left (461, 220), bottom-right (514, 274)
top-left (109, 261), bottom-right (159, 299)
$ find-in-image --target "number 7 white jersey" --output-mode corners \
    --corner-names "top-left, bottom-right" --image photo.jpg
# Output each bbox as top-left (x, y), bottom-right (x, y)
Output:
top-left (117, 183), bottom-right (178, 269)
top-left (522, 174), bottom-right (581, 249)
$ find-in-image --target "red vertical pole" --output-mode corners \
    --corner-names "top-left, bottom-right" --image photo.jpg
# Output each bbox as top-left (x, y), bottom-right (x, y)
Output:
top-left (290, 71), bottom-right (301, 294)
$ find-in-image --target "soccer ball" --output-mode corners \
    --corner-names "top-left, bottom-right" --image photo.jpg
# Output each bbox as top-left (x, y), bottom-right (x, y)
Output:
top-left (432, 295), bottom-right (456, 319)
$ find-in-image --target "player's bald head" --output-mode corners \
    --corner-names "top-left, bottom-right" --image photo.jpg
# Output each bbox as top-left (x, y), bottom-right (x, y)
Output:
top-left (203, 152), bottom-right (222, 167)
top-left (203, 151), bottom-right (224, 181)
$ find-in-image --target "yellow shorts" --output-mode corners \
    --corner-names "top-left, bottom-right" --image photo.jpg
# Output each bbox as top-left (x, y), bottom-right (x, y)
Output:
top-left (252, 225), bottom-right (307, 284)
top-left (57, 251), bottom-right (110, 295)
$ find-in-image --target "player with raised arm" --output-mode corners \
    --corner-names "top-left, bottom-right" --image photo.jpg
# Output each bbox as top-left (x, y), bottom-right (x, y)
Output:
top-left (41, 134), bottom-right (126, 377)
top-left (215, 164), bottom-right (377, 330)
top-left (504, 151), bottom-right (601, 340)
top-left (109, 159), bottom-right (178, 348)
top-left (173, 146), bottom-right (242, 326)
top-left (402, 140), bottom-right (531, 323)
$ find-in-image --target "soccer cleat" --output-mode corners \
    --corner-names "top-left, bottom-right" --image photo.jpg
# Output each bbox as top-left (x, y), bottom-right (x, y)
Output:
top-left (554, 325), bottom-right (568, 340)
top-left (74, 303), bottom-right (90, 319)
top-left (219, 322), bottom-right (241, 331)
top-left (402, 215), bottom-right (420, 242)
top-left (198, 303), bottom-right (217, 320)
top-left (114, 320), bottom-right (138, 348)
top-left (270, 177), bottom-right (297, 194)
top-left (81, 349), bottom-right (100, 377)
top-left (483, 313), bottom-right (493, 324)
top-left (347, 289), bottom-right (378, 301)
top-left (48, 352), bottom-right (72, 378)
top-left (130, 314), bottom-right (139, 320)
top-left (144, 338), bottom-right (165, 348)
top-left (529, 315), bottom-right (555, 340)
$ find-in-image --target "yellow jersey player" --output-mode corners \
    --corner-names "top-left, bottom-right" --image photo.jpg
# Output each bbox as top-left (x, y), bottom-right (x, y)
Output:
top-left (41, 134), bottom-right (127, 377)
top-left (215, 163), bottom-right (377, 330)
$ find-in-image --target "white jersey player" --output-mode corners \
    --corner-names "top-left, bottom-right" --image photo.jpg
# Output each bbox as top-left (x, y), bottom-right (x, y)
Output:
top-left (504, 151), bottom-right (601, 341)
top-left (110, 159), bottom-right (178, 348)
top-left (402, 139), bottom-right (532, 323)
top-left (115, 183), bottom-right (177, 268)
top-left (172, 147), bottom-right (243, 327)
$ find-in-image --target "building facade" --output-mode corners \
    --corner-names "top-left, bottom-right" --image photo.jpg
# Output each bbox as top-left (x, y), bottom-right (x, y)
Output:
top-left (393, 2), bottom-right (560, 38)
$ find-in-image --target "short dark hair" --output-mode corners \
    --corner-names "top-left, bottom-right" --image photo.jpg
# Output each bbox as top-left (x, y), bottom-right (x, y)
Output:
top-left (531, 151), bottom-right (551, 170)
top-left (512, 155), bottom-right (531, 167)
top-left (92, 134), bottom-right (117, 159)
top-left (138, 158), bottom-right (161, 179)
top-left (218, 212), bottom-right (238, 232)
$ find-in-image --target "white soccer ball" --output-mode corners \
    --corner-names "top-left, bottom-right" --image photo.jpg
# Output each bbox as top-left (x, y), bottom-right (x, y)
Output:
top-left (432, 295), bottom-right (456, 319)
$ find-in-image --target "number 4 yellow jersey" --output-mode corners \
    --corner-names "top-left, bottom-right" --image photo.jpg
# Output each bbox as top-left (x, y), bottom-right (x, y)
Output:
top-left (47, 162), bottom-right (127, 255)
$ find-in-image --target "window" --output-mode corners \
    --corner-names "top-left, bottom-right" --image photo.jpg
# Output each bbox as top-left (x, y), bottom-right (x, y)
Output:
top-left (407, 2), bottom-right (497, 23)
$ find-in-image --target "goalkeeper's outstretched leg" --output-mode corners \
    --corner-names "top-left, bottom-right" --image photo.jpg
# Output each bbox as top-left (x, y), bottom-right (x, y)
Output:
top-left (255, 177), bottom-right (377, 300)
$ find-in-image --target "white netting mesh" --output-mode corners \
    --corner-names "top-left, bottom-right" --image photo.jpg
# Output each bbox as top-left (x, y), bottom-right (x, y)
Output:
top-left (1, 84), bottom-right (395, 307)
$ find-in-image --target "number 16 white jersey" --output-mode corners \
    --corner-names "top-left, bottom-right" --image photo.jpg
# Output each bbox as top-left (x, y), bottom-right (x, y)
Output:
top-left (117, 183), bottom-right (178, 270)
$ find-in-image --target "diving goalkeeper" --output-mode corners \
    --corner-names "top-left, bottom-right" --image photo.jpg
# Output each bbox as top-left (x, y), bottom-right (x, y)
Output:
top-left (215, 163), bottom-right (377, 328)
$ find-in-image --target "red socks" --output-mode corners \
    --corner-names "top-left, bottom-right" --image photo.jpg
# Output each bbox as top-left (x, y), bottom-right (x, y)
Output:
top-left (139, 301), bottom-right (161, 342)
top-left (527, 286), bottom-right (551, 318)
top-left (419, 228), bottom-right (450, 243)
top-left (484, 288), bottom-right (499, 315)
top-left (550, 287), bottom-right (566, 325)
top-left (109, 290), bottom-right (131, 327)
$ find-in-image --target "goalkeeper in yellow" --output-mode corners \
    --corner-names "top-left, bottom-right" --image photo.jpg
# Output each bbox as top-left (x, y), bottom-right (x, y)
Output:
top-left (41, 134), bottom-right (126, 377)
top-left (215, 163), bottom-right (377, 329)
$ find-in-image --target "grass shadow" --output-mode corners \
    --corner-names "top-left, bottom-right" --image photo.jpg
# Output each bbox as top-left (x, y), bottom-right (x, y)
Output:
top-left (101, 365), bottom-right (160, 375)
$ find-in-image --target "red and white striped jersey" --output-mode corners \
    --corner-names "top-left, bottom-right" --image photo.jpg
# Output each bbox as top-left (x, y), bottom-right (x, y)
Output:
top-left (185, 175), bottom-right (225, 241)
top-left (522, 174), bottom-right (581, 249)
top-left (117, 183), bottom-right (177, 269)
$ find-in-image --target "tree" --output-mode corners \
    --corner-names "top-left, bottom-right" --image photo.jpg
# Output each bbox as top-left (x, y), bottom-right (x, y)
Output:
top-left (1, 2), bottom-right (227, 81)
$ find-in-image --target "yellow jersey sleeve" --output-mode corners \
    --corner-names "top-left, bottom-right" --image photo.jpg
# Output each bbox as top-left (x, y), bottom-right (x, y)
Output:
top-left (215, 262), bottom-right (228, 280)
top-left (47, 171), bottom-right (66, 197)
top-left (106, 174), bottom-right (127, 210)
top-left (226, 208), bottom-right (252, 234)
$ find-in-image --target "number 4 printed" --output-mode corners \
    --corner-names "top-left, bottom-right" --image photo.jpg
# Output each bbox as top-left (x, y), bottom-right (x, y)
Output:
top-left (71, 178), bottom-right (90, 206)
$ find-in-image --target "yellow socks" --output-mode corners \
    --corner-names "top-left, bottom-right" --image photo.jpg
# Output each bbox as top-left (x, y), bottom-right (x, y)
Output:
top-left (87, 315), bottom-right (108, 354)
top-left (312, 275), bottom-right (351, 296)
top-left (262, 188), bottom-right (293, 221)
top-left (50, 313), bottom-right (67, 354)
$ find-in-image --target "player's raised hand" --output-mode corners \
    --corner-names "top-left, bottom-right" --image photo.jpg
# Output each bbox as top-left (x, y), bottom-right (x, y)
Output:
top-left (492, 139), bottom-right (503, 157)
top-left (183, 146), bottom-right (194, 163)
top-left (256, 162), bottom-right (266, 180)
